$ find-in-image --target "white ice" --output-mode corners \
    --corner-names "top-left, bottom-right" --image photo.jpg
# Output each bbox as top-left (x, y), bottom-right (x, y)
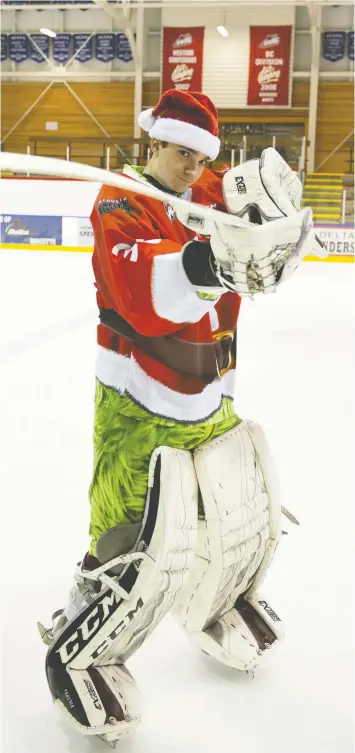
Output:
top-left (0, 250), bottom-right (354, 753)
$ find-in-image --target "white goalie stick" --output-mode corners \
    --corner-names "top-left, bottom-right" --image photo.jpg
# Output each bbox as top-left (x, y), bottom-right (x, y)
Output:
top-left (0, 151), bottom-right (250, 235)
top-left (1, 151), bottom-right (325, 263)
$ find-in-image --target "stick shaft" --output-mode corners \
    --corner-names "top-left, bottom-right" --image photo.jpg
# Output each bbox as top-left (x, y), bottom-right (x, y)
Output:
top-left (0, 151), bottom-right (249, 231)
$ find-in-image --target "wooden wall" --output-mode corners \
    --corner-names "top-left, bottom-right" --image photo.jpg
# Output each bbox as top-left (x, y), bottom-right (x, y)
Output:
top-left (1, 82), bottom-right (155, 164)
top-left (1, 79), bottom-right (353, 172)
top-left (288, 80), bottom-right (353, 173)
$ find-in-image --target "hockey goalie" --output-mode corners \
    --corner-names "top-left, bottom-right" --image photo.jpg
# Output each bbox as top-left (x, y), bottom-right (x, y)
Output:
top-left (39, 89), bottom-right (319, 747)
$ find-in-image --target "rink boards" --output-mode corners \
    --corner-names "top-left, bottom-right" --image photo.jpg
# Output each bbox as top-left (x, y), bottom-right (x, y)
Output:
top-left (1, 176), bottom-right (354, 262)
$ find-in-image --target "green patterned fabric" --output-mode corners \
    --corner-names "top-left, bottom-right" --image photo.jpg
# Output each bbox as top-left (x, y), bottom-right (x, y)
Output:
top-left (89, 380), bottom-right (241, 555)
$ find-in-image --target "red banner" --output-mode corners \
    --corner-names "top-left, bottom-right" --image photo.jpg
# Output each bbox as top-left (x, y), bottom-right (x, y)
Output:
top-left (162, 27), bottom-right (204, 93)
top-left (247, 26), bottom-right (292, 106)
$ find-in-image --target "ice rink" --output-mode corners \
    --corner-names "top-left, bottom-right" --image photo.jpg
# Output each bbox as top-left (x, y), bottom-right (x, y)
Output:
top-left (1, 249), bottom-right (354, 753)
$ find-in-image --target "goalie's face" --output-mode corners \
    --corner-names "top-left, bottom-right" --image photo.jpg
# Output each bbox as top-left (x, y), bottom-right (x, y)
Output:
top-left (148, 140), bottom-right (210, 193)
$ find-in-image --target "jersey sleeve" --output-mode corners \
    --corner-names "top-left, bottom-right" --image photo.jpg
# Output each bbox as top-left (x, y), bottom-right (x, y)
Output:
top-left (91, 185), bottom-right (225, 337)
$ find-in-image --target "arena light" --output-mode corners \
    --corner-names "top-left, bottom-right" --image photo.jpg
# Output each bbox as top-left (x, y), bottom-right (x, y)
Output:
top-left (217, 26), bottom-right (229, 37)
top-left (40, 28), bottom-right (57, 38)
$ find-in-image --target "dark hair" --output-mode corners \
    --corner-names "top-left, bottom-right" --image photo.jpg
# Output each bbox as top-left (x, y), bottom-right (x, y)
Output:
top-left (150, 138), bottom-right (169, 150)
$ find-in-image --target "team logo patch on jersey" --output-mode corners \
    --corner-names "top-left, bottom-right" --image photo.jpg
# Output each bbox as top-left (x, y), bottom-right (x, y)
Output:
top-left (98, 198), bottom-right (141, 219)
top-left (163, 202), bottom-right (177, 223)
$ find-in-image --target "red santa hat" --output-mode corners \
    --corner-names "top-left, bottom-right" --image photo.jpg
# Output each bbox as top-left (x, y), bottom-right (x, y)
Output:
top-left (138, 89), bottom-right (220, 161)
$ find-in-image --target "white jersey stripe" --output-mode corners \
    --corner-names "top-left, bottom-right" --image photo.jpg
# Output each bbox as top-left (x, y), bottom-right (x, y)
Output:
top-left (96, 345), bottom-right (235, 423)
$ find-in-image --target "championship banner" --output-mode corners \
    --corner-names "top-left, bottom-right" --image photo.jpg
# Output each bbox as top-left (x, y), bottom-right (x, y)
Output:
top-left (116, 33), bottom-right (133, 63)
top-left (1, 34), bottom-right (8, 62)
top-left (322, 31), bottom-right (345, 62)
top-left (73, 33), bottom-right (93, 63)
top-left (162, 27), bottom-right (204, 93)
top-left (29, 34), bottom-right (49, 63)
top-left (247, 26), bottom-right (292, 107)
top-left (348, 31), bottom-right (354, 61)
top-left (53, 34), bottom-right (71, 64)
top-left (9, 34), bottom-right (29, 63)
top-left (96, 33), bottom-right (115, 62)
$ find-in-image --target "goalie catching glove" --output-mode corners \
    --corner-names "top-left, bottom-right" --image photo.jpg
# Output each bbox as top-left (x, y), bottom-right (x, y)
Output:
top-left (177, 148), bottom-right (319, 297)
top-left (223, 146), bottom-right (326, 261)
top-left (223, 146), bottom-right (303, 221)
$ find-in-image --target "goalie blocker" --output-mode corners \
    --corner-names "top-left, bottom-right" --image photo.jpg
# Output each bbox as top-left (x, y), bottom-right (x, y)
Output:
top-left (41, 422), bottom-right (284, 744)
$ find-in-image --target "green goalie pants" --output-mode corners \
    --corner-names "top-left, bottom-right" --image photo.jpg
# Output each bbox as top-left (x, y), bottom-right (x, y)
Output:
top-left (89, 380), bottom-right (242, 557)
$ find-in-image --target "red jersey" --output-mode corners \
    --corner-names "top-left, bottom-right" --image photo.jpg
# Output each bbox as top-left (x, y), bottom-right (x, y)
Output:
top-left (90, 165), bottom-right (241, 423)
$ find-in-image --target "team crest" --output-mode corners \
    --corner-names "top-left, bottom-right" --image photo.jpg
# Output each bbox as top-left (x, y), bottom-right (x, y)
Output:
top-left (98, 198), bottom-right (141, 219)
top-left (163, 202), bottom-right (177, 223)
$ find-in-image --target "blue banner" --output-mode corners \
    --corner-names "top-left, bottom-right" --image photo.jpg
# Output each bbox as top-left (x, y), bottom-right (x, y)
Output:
top-left (348, 31), bottom-right (354, 61)
top-left (53, 34), bottom-right (71, 64)
top-left (96, 33), bottom-right (115, 62)
top-left (9, 34), bottom-right (29, 63)
top-left (73, 33), bottom-right (93, 63)
top-left (322, 31), bottom-right (346, 62)
top-left (1, 35), bottom-right (7, 62)
top-left (29, 33), bottom-right (49, 63)
top-left (0, 215), bottom-right (62, 246)
top-left (116, 33), bottom-right (133, 63)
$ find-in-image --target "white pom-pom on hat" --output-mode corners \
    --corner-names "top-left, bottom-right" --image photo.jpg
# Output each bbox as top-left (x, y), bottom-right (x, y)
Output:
top-left (138, 108), bottom-right (156, 132)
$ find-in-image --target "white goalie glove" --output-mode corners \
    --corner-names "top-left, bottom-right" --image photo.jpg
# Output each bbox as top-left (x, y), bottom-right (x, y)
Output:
top-left (176, 148), bottom-right (323, 296)
top-left (223, 147), bottom-right (326, 259)
top-left (223, 147), bottom-right (303, 220)
top-left (207, 206), bottom-right (313, 296)
top-left (177, 203), bottom-right (314, 297)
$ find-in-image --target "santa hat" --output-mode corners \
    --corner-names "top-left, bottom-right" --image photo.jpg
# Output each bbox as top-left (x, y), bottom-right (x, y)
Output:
top-left (138, 89), bottom-right (220, 161)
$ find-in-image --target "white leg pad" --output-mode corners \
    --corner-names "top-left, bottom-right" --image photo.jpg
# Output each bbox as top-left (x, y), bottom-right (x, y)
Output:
top-left (187, 593), bottom-right (285, 671)
top-left (45, 446), bottom-right (198, 743)
top-left (57, 664), bottom-right (142, 741)
top-left (66, 446), bottom-right (198, 669)
top-left (173, 421), bottom-right (284, 670)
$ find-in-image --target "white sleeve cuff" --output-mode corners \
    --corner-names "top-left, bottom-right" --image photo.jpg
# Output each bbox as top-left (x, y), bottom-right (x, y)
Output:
top-left (152, 252), bottom-right (223, 324)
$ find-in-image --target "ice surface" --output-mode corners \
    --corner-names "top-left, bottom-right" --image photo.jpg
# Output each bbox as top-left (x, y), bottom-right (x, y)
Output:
top-left (0, 250), bottom-right (354, 753)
